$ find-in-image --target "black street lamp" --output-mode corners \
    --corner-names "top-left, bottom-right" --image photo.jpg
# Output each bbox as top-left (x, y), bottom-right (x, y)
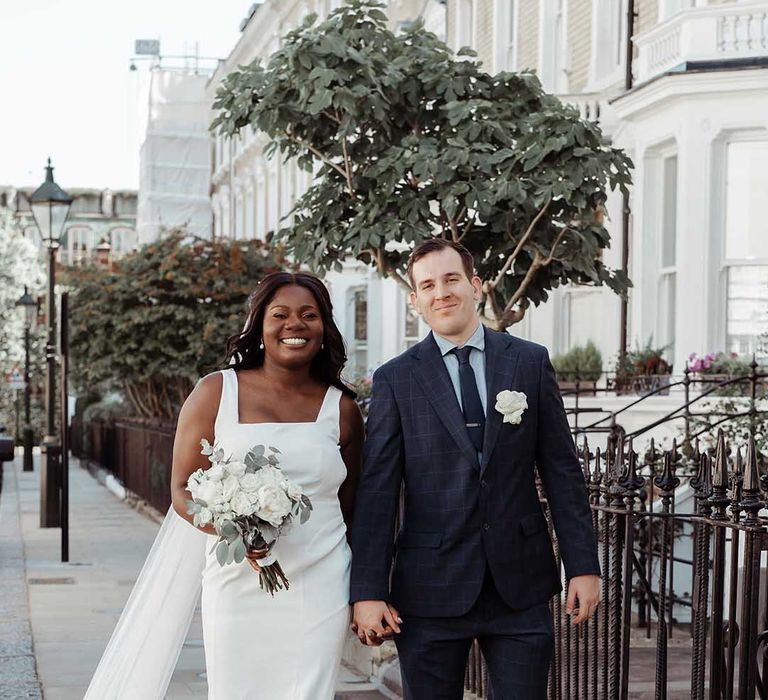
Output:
top-left (15, 288), bottom-right (37, 472)
top-left (29, 158), bottom-right (72, 528)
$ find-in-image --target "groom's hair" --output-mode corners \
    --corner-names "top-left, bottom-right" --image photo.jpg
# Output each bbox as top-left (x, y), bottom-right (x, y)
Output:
top-left (407, 238), bottom-right (475, 289)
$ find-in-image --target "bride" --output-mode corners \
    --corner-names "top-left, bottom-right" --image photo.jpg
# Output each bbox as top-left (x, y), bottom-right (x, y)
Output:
top-left (85, 271), bottom-right (364, 699)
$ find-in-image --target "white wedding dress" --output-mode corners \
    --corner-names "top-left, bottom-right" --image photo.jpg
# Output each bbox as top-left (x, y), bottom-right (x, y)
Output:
top-left (202, 369), bottom-right (352, 698)
top-left (84, 369), bottom-right (352, 700)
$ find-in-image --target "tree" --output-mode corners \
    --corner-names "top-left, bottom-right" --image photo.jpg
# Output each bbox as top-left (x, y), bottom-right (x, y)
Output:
top-left (0, 209), bottom-right (45, 438)
top-left (65, 231), bottom-right (284, 421)
top-left (211, 0), bottom-right (633, 328)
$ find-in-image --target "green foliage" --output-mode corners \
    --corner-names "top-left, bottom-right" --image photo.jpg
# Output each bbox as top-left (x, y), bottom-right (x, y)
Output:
top-left (211, 0), bottom-right (633, 328)
top-left (687, 396), bottom-right (768, 456)
top-left (64, 230), bottom-right (284, 419)
top-left (551, 341), bottom-right (603, 382)
top-left (615, 338), bottom-right (672, 377)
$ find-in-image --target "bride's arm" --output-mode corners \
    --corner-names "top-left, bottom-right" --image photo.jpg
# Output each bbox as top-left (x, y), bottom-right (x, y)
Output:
top-left (170, 372), bottom-right (222, 535)
top-left (338, 392), bottom-right (364, 540)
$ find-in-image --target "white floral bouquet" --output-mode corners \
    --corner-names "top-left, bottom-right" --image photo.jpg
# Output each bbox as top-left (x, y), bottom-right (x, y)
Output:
top-left (185, 439), bottom-right (312, 595)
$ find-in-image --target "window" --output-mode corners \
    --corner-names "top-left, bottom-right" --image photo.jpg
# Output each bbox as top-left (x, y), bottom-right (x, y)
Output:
top-left (658, 155), bottom-right (678, 359)
top-left (496, 0), bottom-right (517, 71)
top-left (540, 0), bottom-right (567, 93)
top-left (234, 192), bottom-right (243, 239)
top-left (256, 176), bottom-right (266, 240)
top-left (348, 288), bottom-right (368, 378)
top-left (245, 188), bottom-right (254, 239)
top-left (268, 166), bottom-right (280, 236)
top-left (455, 0), bottom-right (474, 51)
top-left (403, 298), bottom-right (421, 349)
top-left (110, 227), bottom-right (137, 257)
top-left (592, 0), bottom-right (625, 84)
top-left (62, 226), bottom-right (93, 266)
top-left (724, 141), bottom-right (768, 357)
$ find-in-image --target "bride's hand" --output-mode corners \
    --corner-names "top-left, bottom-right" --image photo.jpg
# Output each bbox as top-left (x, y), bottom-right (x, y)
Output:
top-left (245, 546), bottom-right (270, 573)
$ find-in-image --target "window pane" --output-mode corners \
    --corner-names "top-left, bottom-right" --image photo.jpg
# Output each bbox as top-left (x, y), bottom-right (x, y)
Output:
top-left (727, 265), bottom-right (768, 357)
top-left (354, 290), bottom-right (367, 341)
top-left (661, 155), bottom-right (677, 268)
top-left (725, 142), bottom-right (768, 260)
top-left (658, 272), bottom-right (676, 359)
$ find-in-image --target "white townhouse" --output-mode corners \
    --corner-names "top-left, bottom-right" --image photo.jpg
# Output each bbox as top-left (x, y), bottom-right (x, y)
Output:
top-left (138, 0), bottom-right (768, 380)
top-left (204, 0), bottom-right (447, 380)
top-left (445, 0), bottom-right (768, 373)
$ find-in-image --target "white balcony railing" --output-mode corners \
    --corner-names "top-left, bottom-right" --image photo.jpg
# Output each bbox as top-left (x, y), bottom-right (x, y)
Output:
top-left (634, 1), bottom-right (768, 84)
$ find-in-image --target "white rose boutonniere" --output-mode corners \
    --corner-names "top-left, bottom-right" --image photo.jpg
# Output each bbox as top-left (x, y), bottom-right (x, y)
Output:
top-left (495, 390), bottom-right (528, 425)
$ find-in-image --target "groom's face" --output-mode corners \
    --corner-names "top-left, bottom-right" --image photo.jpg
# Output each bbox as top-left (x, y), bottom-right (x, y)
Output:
top-left (409, 248), bottom-right (482, 341)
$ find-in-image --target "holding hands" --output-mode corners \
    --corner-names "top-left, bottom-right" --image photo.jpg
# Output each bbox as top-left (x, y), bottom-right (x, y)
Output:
top-left (351, 600), bottom-right (402, 646)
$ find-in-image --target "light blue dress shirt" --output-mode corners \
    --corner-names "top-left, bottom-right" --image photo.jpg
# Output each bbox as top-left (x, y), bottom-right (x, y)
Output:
top-left (432, 323), bottom-right (487, 415)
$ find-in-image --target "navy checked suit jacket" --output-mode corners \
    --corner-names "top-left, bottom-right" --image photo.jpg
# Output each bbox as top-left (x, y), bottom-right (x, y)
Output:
top-left (349, 327), bottom-right (600, 618)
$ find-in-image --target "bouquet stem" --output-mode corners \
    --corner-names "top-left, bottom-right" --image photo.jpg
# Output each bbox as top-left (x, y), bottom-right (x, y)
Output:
top-left (259, 562), bottom-right (290, 596)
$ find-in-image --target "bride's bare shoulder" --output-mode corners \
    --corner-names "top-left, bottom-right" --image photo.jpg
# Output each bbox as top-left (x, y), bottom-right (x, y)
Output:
top-left (180, 371), bottom-right (224, 419)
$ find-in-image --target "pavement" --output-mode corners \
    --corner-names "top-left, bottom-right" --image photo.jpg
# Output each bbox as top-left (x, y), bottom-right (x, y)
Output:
top-left (0, 451), bottom-right (702, 700)
top-left (0, 453), bottom-right (393, 700)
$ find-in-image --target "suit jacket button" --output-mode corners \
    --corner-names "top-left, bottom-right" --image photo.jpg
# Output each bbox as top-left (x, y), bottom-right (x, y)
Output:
top-left (482, 523), bottom-right (490, 531)
top-left (480, 479), bottom-right (487, 488)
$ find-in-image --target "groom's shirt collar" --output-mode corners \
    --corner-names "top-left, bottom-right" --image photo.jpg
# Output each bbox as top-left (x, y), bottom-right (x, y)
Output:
top-left (433, 323), bottom-right (485, 356)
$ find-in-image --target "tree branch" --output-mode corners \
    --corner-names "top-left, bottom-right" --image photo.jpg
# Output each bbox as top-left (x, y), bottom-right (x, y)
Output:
top-left (340, 137), bottom-right (355, 197)
top-left (368, 247), bottom-right (413, 293)
top-left (500, 252), bottom-right (543, 325)
top-left (458, 214), bottom-right (475, 242)
top-left (447, 216), bottom-right (459, 242)
top-left (285, 130), bottom-right (348, 182)
top-left (490, 198), bottom-right (551, 289)
top-left (541, 226), bottom-right (570, 266)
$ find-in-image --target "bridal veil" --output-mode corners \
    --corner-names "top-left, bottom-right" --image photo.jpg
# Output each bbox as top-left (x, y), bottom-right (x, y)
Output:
top-left (84, 506), bottom-right (207, 699)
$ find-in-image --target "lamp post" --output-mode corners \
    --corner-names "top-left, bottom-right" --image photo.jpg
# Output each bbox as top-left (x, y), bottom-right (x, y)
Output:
top-left (15, 288), bottom-right (37, 472)
top-left (29, 158), bottom-right (72, 528)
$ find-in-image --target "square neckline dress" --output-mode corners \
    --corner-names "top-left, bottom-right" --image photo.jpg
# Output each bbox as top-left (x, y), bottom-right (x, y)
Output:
top-left (201, 369), bottom-right (352, 699)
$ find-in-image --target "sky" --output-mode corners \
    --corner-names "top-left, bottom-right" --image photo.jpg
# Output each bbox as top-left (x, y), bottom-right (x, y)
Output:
top-left (0, 1), bottom-right (249, 191)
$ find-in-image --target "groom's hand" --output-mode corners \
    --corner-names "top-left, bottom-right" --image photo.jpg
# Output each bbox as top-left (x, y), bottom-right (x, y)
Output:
top-left (566, 574), bottom-right (601, 624)
top-left (352, 601), bottom-right (402, 646)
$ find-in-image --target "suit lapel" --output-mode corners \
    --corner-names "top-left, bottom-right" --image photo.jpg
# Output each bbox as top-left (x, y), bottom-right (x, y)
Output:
top-left (412, 333), bottom-right (479, 469)
top-left (481, 327), bottom-right (520, 473)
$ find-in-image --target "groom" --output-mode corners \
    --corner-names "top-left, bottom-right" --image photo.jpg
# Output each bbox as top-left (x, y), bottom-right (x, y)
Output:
top-left (350, 238), bottom-right (600, 698)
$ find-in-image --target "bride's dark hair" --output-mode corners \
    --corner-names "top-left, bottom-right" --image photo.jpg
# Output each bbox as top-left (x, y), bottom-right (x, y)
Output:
top-left (225, 271), bottom-right (356, 398)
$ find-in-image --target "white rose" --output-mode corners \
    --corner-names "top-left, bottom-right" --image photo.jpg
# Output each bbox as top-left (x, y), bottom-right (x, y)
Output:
top-left (225, 460), bottom-right (247, 478)
top-left (239, 473), bottom-right (261, 492)
top-left (195, 479), bottom-right (223, 506)
top-left (495, 390), bottom-right (528, 425)
top-left (285, 480), bottom-right (303, 501)
top-left (257, 466), bottom-right (283, 485)
top-left (205, 464), bottom-right (226, 482)
top-left (195, 507), bottom-right (213, 526)
top-left (255, 484), bottom-right (293, 527)
top-left (221, 475), bottom-right (240, 502)
top-left (231, 491), bottom-right (257, 516)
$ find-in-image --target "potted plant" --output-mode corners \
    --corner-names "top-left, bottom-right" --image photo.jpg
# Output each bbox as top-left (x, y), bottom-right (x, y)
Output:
top-left (614, 339), bottom-right (673, 396)
top-left (551, 341), bottom-right (603, 396)
top-left (688, 351), bottom-right (752, 397)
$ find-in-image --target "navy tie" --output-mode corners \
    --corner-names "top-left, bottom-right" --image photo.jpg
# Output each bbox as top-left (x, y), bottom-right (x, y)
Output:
top-left (451, 346), bottom-right (485, 453)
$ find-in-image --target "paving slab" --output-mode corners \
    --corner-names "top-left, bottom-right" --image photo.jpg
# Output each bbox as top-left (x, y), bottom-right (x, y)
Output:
top-left (6, 454), bottom-right (390, 699)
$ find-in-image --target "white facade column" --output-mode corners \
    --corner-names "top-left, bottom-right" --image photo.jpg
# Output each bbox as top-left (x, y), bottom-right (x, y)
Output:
top-left (674, 113), bottom-right (710, 370)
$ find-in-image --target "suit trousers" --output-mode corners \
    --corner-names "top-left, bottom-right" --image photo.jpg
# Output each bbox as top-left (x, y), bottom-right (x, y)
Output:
top-left (394, 569), bottom-right (553, 700)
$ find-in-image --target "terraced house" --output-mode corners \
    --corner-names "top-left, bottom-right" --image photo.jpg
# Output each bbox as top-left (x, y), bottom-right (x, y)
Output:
top-left (444, 0), bottom-right (768, 373)
top-left (139, 0), bottom-right (768, 379)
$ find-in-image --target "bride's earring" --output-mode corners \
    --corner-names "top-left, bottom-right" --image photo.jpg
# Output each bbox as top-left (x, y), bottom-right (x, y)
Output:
top-left (321, 343), bottom-right (324, 350)
top-left (259, 340), bottom-right (264, 350)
